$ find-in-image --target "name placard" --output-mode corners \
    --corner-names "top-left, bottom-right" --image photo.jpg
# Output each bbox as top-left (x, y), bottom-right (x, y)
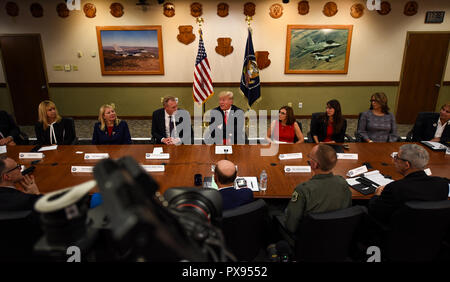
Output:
top-left (141, 165), bottom-right (165, 172)
top-left (284, 166), bottom-right (311, 173)
top-left (279, 153), bottom-right (302, 160)
top-left (215, 146), bottom-right (233, 154)
top-left (145, 153), bottom-right (170, 159)
top-left (347, 165), bottom-right (368, 177)
top-left (337, 153), bottom-right (358, 160)
top-left (84, 153), bottom-right (109, 160)
top-left (19, 152), bottom-right (43, 159)
top-left (71, 166), bottom-right (94, 173)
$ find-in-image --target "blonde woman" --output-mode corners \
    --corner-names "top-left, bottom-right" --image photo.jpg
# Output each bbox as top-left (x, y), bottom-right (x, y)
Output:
top-left (35, 100), bottom-right (76, 145)
top-left (92, 103), bottom-right (131, 145)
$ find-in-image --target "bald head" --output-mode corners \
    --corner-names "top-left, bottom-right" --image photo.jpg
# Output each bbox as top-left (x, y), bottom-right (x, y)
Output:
top-left (214, 160), bottom-right (237, 186)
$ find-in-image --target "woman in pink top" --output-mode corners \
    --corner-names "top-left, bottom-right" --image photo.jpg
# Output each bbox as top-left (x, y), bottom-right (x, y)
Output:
top-left (267, 106), bottom-right (304, 143)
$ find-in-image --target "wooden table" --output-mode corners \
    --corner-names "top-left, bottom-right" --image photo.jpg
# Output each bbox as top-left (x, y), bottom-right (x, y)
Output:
top-left (3, 143), bottom-right (449, 199)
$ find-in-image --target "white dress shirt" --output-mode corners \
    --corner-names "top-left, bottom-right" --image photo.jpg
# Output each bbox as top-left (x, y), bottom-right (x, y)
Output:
top-left (434, 118), bottom-right (449, 138)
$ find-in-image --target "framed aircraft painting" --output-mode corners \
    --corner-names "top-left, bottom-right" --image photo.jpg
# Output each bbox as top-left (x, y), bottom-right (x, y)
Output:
top-left (96, 26), bottom-right (164, 75)
top-left (285, 25), bottom-right (353, 74)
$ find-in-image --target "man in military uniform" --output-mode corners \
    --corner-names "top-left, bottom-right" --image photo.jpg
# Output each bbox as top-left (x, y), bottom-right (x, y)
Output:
top-left (279, 144), bottom-right (352, 237)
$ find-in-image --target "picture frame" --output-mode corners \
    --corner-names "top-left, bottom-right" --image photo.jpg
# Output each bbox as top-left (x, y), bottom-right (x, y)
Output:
top-left (96, 26), bottom-right (164, 75)
top-left (285, 25), bottom-right (353, 74)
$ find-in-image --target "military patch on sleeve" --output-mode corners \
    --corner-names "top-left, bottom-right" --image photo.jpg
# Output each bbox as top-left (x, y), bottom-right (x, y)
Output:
top-left (291, 191), bottom-right (299, 202)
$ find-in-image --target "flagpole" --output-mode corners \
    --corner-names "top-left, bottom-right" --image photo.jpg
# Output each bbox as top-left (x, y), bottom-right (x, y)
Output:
top-left (195, 17), bottom-right (206, 120)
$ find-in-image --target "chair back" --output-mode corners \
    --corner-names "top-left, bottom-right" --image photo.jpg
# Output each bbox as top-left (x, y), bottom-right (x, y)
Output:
top-left (222, 199), bottom-right (268, 261)
top-left (306, 112), bottom-right (324, 143)
top-left (354, 112), bottom-right (364, 142)
top-left (295, 205), bottom-right (367, 262)
top-left (386, 200), bottom-right (450, 262)
top-left (0, 210), bottom-right (43, 261)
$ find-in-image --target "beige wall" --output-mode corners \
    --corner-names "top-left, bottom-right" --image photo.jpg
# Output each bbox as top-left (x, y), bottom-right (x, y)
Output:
top-left (0, 0), bottom-right (449, 117)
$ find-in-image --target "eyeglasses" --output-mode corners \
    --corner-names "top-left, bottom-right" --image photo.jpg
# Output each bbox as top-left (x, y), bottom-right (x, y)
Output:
top-left (279, 111), bottom-right (287, 115)
top-left (370, 99), bottom-right (378, 103)
top-left (394, 154), bottom-right (409, 163)
top-left (4, 164), bottom-right (21, 174)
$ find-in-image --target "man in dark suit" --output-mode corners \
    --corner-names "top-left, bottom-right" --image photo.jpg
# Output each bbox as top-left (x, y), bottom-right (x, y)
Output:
top-left (369, 144), bottom-right (449, 225)
top-left (411, 102), bottom-right (450, 144)
top-left (0, 157), bottom-right (41, 211)
top-left (151, 96), bottom-right (193, 145)
top-left (214, 160), bottom-right (253, 211)
top-left (208, 91), bottom-right (246, 145)
top-left (0, 110), bottom-right (20, 146)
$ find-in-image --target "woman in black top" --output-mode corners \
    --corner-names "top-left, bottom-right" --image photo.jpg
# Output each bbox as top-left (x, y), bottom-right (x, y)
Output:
top-left (34, 100), bottom-right (76, 145)
top-left (310, 99), bottom-right (347, 144)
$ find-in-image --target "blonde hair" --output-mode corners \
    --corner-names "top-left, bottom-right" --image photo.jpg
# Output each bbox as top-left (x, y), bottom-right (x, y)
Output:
top-left (98, 103), bottom-right (120, 131)
top-left (219, 91), bottom-right (233, 99)
top-left (38, 100), bottom-right (62, 130)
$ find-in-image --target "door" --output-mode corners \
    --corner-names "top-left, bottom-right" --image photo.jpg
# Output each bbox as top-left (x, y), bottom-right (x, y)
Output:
top-left (0, 34), bottom-right (49, 125)
top-left (396, 33), bottom-right (450, 124)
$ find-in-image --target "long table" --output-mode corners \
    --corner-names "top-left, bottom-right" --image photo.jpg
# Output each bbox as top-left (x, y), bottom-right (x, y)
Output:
top-left (3, 143), bottom-right (449, 199)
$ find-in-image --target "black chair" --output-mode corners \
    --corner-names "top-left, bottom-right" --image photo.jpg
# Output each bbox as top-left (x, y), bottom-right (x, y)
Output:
top-left (0, 210), bottom-right (43, 261)
top-left (294, 205), bottom-right (367, 262)
top-left (354, 112), bottom-right (364, 142)
top-left (221, 199), bottom-right (269, 261)
top-left (406, 112), bottom-right (438, 142)
top-left (383, 200), bottom-right (450, 262)
top-left (66, 117), bottom-right (78, 145)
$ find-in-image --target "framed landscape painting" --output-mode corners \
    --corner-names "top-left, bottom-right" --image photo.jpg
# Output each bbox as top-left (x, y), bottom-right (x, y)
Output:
top-left (96, 26), bottom-right (164, 75)
top-left (285, 25), bottom-right (353, 74)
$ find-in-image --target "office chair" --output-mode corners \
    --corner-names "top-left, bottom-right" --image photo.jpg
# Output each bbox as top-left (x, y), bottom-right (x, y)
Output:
top-left (294, 205), bottom-right (367, 262)
top-left (384, 200), bottom-right (450, 262)
top-left (65, 117), bottom-right (78, 145)
top-left (0, 210), bottom-right (43, 261)
top-left (221, 199), bottom-right (269, 261)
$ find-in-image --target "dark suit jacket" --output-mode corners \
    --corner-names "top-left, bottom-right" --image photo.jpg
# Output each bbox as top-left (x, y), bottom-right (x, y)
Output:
top-left (219, 186), bottom-right (254, 211)
top-left (92, 120), bottom-right (132, 145)
top-left (310, 113), bottom-right (347, 143)
top-left (411, 112), bottom-right (450, 144)
top-left (368, 171), bottom-right (449, 224)
top-left (0, 187), bottom-right (42, 211)
top-left (209, 105), bottom-right (246, 144)
top-left (35, 118), bottom-right (76, 145)
top-left (151, 108), bottom-right (193, 144)
top-left (0, 110), bottom-right (20, 143)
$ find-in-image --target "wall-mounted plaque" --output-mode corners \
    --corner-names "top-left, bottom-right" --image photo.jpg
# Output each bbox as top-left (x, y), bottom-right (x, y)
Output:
top-left (323, 2), bottom-right (338, 17)
top-left (191, 2), bottom-right (202, 17)
top-left (5, 2), bottom-right (19, 17)
top-left (83, 3), bottom-right (96, 18)
top-left (298, 1), bottom-right (309, 15)
top-left (244, 2), bottom-right (255, 17)
top-left (110, 3), bottom-right (124, 18)
top-left (56, 2), bottom-right (69, 18)
top-left (425, 11), bottom-right (445, 23)
top-left (217, 2), bottom-right (229, 17)
top-left (377, 1), bottom-right (391, 15)
top-left (177, 25), bottom-right (195, 45)
top-left (215, 37), bottom-right (233, 57)
top-left (350, 3), bottom-right (364, 19)
top-left (404, 1), bottom-right (418, 16)
top-left (255, 51), bottom-right (271, 70)
top-left (269, 3), bottom-right (283, 19)
top-left (163, 3), bottom-right (175, 17)
top-left (30, 3), bottom-right (43, 18)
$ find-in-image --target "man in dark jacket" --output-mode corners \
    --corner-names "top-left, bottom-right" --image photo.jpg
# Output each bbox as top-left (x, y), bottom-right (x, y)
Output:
top-left (369, 144), bottom-right (449, 225)
top-left (0, 110), bottom-right (20, 146)
top-left (411, 102), bottom-right (450, 145)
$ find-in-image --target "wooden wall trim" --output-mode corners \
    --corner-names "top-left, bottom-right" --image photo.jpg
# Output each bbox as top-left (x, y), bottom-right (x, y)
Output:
top-left (48, 81), bottom-right (402, 87)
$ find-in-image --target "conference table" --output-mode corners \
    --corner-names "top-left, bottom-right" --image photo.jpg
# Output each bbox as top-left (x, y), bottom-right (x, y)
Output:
top-left (3, 143), bottom-right (450, 200)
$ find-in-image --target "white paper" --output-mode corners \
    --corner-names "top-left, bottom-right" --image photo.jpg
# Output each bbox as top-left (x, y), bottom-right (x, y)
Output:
top-left (76, 151), bottom-right (84, 154)
top-left (215, 146), bottom-right (232, 154)
top-left (422, 141), bottom-right (448, 150)
top-left (236, 176), bottom-right (259, 192)
top-left (38, 145), bottom-right (58, 152)
top-left (346, 177), bottom-right (360, 186)
top-left (71, 166), bottom-right (93, 173)
top-left (0, 146), bottom-right (6, 154)
top-left (19, 152), bottom-right (43, 159)
top-left (152, 147), bottom-right (163, 154)
top-left (84, 153), bottom-right (109, 160)
top-left (337, 153), bottom-right (358, 160)
top-left (347, 165), bottom-right (368, 177)
top-left (146, 153), bottom-right (170, 159)
top-left (363, 171), bottom-right (394, 186)
top-left (424, 168), bottom-right (432, 176)
top-left (141, 165), bottom-right (165, 172)
top-left (278, 153), bottom-right (302, 160)
top-left (391, 152), bottom-right (398, 158)
top-left (284, 166), bottom-right (311, 173)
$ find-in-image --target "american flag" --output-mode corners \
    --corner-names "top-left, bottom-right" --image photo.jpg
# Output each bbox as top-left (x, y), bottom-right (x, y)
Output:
top-left (193, 31), bottom-right (214, 104)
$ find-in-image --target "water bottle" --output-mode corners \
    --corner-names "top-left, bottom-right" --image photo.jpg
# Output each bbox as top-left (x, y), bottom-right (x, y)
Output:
top-left (259, 170), bottom-right (268, 192)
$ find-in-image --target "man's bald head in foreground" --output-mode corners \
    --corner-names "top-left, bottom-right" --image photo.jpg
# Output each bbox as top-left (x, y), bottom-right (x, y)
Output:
top-left (214, 160), bottom-right (237, 187)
